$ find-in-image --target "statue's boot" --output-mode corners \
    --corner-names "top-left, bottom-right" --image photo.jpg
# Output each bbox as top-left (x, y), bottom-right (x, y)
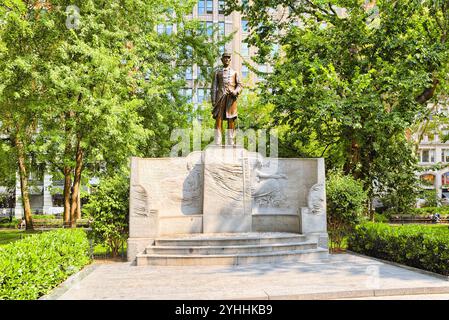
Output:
top-left (214, 129), bottom-right (222, 145)
top-left (226, 129), bottom-right (236, 146)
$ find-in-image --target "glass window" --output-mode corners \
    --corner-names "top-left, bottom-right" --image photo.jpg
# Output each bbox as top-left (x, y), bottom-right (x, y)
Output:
top-left (242, 65), bottom-right (249, 78)
top-left (442, 149), bottom-right (449, 163)
top-left (198, 0), bottom-right (205, 14)
top-left (166, 24), bottom-right (173, 35)
top-left (442, 172), bottom-right (449, 186)
top-left (241, 43), bottom-right (249, 57)
top-left (157, 24), bottom-right (173, 35)
top-left (420, 174), bottom-right (435, 187)
top-left (206, 21), bottom-right (213, 36)
top-left (185, 67), bottom-right (193, 80)
top-left (206, 0), bottom-right (213, 13)
top-left (181, 88), bottom-right (192, 103)
top-left (242, 20), bottom-right (248, 32)
top-left (421, 149), bottom-right (435, 163)
top-left (218, 0), bottom-right (225, 13)
top-left (197, 88), bottom-right (210, 104)
top-left (218, 22), bottom-right (225, 39)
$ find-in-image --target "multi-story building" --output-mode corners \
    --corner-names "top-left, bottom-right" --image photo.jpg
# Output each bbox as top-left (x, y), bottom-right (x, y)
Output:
top-left (415, 104), bottom-right (449, 204)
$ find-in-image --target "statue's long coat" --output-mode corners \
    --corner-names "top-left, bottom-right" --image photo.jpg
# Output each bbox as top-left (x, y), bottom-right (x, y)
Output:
top-left (211, 67), bottom-right (243, 120)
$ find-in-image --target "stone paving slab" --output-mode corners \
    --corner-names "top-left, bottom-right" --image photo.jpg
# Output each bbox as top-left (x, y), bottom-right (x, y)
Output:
top-left (42, 253), bottom-right (449, 300)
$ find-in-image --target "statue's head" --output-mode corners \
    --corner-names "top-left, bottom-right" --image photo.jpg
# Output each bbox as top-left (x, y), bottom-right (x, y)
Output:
top-left (221, 51), bottom-right (231, 68)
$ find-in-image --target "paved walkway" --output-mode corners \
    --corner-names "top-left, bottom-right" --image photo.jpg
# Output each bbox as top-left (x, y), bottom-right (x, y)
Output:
top-left (42, 253), bottom-right (449, 300)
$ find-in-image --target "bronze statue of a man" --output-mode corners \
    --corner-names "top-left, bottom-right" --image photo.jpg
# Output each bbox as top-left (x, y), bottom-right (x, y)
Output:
top-left (211, 51), bottom-right (243, 145)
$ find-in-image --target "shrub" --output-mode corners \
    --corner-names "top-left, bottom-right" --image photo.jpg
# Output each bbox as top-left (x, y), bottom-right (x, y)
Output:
top-left (410, 206), bottom-right (449, 216)
top-left (0, 217), bottom-right (19, 229)
top-left (348, 223), bottom-right (449, 276)
top-left (373, 213), bottom-right (389, 223)
top-left (326, 171), bottom-right (368, 251)
top-left (83, 174), bottom-right (129, 258)
top-left (0, 229), bottom-right (91, 300)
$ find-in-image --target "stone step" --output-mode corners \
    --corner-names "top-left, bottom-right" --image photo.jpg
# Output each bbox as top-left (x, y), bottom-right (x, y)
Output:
top-left (136, 248), bottom-right (329, 266)
top-left (154, 232), bottom-right (307, 247)
top-left (145, 241), bottom-right (318, 255)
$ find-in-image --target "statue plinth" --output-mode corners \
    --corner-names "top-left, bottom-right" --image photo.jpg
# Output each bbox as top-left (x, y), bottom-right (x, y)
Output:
top-left (202, 145), bottom-right (252, 233)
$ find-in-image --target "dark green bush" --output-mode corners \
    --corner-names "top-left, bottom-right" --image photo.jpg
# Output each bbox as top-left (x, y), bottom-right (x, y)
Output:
top-left (0, 217), bottom-right (19, 229)
top-left (326, 171), bottom-right (368, 251)
top-left (409, 206), bottom-right (449, 216)
top-left (0, 229), bottom-right (91, 300)
top-left (348, 223), bottom-right (449, 276)
top-left (84, 174), bottom-right (129, 258)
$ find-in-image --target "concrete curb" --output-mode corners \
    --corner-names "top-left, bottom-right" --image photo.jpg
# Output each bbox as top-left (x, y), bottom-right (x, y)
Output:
top-left (39, 263), bottom-right (99, 300)
top-left (346, 250), bottom-right (449, 282)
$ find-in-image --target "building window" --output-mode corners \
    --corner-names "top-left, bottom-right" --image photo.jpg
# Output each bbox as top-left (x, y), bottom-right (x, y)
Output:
top-left (180, 88), bottom-right (193, 103)
top-left (442, 149), bottom-right (449, 163)
top-left (442, 172), bottom-right (449, 187)
top-left (242, 20), bottom-right (248, 32)
top-left (206, 0), bottom-right (213, 13)
top-left (185, 67), bottom-right (193, 80)
top-left (218, 0), bottom-right (225, 13)
top-left (218, 22), bottom-right (225, 39)
top-left (157, 24), bottom-right (173, 35)
top-left (241, 43), bottom-right (249, 57)
top-left (242, 65), bottom-right (249, 78)
top-left (420, 174), bottom-right (435, 187)
top-left (52, 194), bottom-right (64, 207)
top-left (421, 149), bottom-right (435, 163)
top-left (206, 21), bottom-right (213, 36)
top-left (198, 0), bottom-right (205, 14)
top-left (197, 88), bottom-right (210, 104)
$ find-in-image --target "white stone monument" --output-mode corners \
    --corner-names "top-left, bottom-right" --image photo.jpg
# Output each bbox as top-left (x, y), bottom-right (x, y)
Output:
top-left (127, 145), bottom-right (328, 262)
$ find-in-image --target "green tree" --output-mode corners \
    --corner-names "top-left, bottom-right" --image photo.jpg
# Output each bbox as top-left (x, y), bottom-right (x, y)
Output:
top-left (226, 0), bottom-right (449, 213)
top-left (1, 0), bottom-right (226, 228)
top-left (0, 0), bottom-right (52, 229)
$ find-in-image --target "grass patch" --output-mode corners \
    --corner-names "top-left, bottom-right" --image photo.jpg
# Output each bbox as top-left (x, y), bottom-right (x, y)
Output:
top-left (0, 229), bottom-right (42, 246)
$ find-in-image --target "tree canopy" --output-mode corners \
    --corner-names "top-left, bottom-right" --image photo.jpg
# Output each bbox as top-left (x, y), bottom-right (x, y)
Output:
top-left (226, 0), bottom-right (449, 212)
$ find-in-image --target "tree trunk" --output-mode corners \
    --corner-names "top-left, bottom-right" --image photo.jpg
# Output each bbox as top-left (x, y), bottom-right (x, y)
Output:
top-left (63, 166), bottom-right (72, 228)
top-left (70, 138), bottom-right (84, 227)
top-left (76, 187), bottom-right (81, 220)
top-left (15, 135), bottom-right (33, 230)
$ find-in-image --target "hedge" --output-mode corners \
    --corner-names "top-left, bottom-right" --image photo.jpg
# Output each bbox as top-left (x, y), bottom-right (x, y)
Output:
top-left (348, 223), bottom-right (449, 276)
top-left (0, 229), bottom-right (91, 300)
top-left (410, 207), bottom-right (449, 216)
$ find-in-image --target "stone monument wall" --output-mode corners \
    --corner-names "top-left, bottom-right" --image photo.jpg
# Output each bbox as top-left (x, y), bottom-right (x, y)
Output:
top-left (127, 146), bottom-right (328, 261)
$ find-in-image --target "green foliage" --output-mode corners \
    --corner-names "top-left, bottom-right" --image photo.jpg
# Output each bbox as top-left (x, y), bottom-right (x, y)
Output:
top-left (226, 0), bottom-right (449, 210)
top-left (410, 206), bottom-right (449, 216)
top-left (83, 174), bottom-right (129, 258)
top-left (0, 229), bottom-right (38, 246)
top-left (420, 189), bottom-right (441, 208)
top-left (326, 171), bottom-right (368, 251)
top-left (373, 213), bottom-right (390, 223)
top-left (348, 223), bottom-right (449, 276)
top-left (0, 229), bottom-right (91, 300)
top-left (0, 217), bottom-right (19, 229)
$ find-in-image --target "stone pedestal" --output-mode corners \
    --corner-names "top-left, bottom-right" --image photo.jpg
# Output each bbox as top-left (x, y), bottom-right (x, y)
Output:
top-left (127, 147), bottom-right (329, 262)
top-left (202, 145), bottom-right (252, 233)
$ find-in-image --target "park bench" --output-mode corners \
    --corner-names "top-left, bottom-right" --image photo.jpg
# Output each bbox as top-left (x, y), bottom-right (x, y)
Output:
top-left (389, 216), bottom-right (449, 224)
